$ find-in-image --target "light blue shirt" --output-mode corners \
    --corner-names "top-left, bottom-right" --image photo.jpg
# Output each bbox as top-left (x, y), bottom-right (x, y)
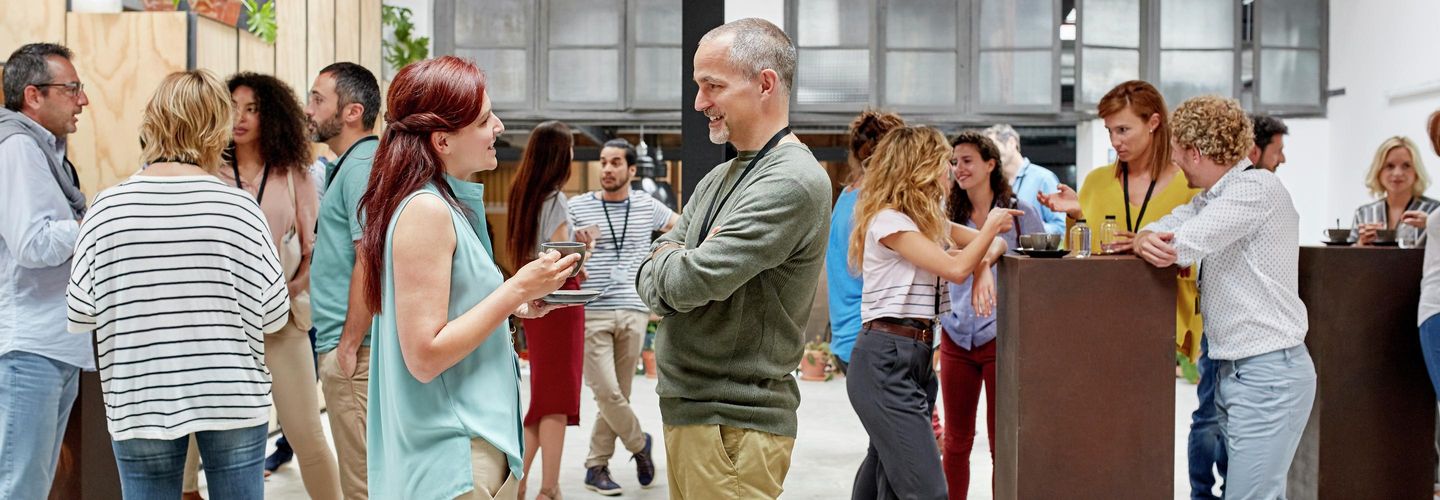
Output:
top-left (1012, 159), bottom-right (1065, 235)
top-left (940, 200), bottom-right (1044, 350)
top-left (0, 119), bottom-right (93, 370)
top-left (824, 188), bottom-right (862, 363)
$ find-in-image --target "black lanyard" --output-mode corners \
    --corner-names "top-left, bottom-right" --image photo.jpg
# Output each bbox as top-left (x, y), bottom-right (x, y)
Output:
top-left (232, 162), bottom-right (272, 204)
top-left (325, 135), bottom-right (379, 188)
top-left (601, 194), bottom-right (631, 253)
top-left (1122, 165), bottom-right (1158, 232)
top-left (697, 127), bottom-right (791, 244)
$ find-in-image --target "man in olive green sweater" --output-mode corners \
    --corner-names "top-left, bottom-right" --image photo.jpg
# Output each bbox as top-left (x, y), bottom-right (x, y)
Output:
top-left (636, 18), bottom-right (831, 500)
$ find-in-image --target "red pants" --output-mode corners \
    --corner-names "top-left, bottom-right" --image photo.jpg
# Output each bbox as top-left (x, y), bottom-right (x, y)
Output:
top-left (939, 334), bottom-right (996, 500)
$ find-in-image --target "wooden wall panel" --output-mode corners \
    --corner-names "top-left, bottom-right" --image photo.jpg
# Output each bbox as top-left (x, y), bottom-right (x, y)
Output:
top-left (359, 0), bottom-right (383, 77)
top-left (0, 0), bottom-right (67, 60)
top-left (237, 31), bottom-right (275, 75)
top-left (334, 0), bottom-right (361, 65)
top-left (65, 12), bottom-right (189, 199)
top-left (194, 16), bottom-right (238, 77)
top-left (306, 0), bottom-right (335, 87)
top-left (275, 0), bottom-right (309, 100)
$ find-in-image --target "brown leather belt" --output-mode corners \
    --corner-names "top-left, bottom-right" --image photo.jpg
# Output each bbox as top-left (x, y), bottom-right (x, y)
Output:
top-left (863, 317), bottom-right (934, 345)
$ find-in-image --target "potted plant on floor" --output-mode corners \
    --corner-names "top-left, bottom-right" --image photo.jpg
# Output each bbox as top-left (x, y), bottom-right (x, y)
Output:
top-left (642, 320), bottom-right (658, 379)
top-left (800, 338), bottom-right (831, 382)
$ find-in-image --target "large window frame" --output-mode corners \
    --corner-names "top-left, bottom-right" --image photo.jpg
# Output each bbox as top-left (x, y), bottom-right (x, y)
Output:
top-left (1074, 0), bottom-right (1150, 108)
top-left (627, 0), bottom-right (683, 110)
top-left (879, 0), bottom-right (968, 116)
top-left (970, 0), bottom-right (1063, 114)
top-left (1252, 0), bottom-right (1328, 115)
top-left (1152, 0), bottom-right (1243, 105)
top-left (539, 0), bottom-right (626, 111)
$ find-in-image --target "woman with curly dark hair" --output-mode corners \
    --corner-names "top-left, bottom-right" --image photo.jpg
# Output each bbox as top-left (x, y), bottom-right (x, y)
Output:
top-left (193, 72), bottom-right (340, 499)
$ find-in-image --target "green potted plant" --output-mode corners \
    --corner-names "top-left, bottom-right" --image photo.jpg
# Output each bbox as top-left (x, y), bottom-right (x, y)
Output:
top-left (382, 4), bottom-right (429, 77)
top-left (800, 338), bottom-right (831, 381)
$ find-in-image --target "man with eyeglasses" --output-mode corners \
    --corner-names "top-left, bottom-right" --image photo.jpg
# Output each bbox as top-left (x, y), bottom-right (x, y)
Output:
top-left (0, 42), bottom-right (91, 499)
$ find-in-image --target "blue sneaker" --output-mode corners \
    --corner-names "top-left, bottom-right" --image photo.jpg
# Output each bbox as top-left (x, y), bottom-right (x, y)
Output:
top-left (264, 435), bottom-right (294, 475)
top-left (632, 433), bottom-right (656, 488)
top-left (585, 465), bottom-right (623, 496)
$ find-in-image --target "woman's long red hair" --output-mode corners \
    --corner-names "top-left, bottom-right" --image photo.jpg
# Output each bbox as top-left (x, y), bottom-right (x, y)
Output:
top-left (505, 121), bottom-right (573, 272)
top-left (356, 56), bottom-right (486, 313)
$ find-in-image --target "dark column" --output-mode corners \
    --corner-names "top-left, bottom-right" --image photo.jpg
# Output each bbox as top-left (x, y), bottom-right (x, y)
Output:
top-left (680, 0), bottom-right (728, 208)
top-left (1287, 246), bottom-right (1435, 499)
top-left (994, 255), bottom-right (1177, 499)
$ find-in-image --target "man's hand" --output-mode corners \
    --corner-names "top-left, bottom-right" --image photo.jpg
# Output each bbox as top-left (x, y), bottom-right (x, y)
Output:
top-left (649, 241), bottom-right (683, 260)
top-left (336, 341), bottom-right (361, 378)
top-left (1134, 230), bottom-right (1178, 267)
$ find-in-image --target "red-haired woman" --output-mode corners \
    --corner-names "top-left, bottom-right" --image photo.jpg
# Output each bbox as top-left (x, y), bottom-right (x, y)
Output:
top-left (506, 121), bottom-right (586, 500)
top-left (357, 56), bottom-right (579, 500)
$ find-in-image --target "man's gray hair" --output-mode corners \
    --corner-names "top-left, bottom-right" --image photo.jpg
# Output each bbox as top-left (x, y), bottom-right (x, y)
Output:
top-left (699, 18), bottom-right (797, 93)
top-left (3, 43), bottom-right (73, 111)
top-left (982, 124), bottom-right (1020, 145)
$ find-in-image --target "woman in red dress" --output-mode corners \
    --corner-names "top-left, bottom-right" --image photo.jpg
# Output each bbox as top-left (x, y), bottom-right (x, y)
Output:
top-left (506, 120), bottom-right (585, 500)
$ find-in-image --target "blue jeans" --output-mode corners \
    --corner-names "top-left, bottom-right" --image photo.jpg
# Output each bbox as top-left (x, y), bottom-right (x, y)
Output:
top-left (112, 424), bottom-right (267, 500)
top-left (1187, 337), bottom-right (1228, 499)
top-left (0, 350), bottom-right (80, 500)
top-left (1215, 345), bottom-right (1316, 500)
top-left (1419, 314), bottom-right (1440, 397)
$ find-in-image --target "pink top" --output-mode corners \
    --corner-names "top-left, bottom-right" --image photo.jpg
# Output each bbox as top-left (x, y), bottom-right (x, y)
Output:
top-left (217, 165), bottom-right (318, 296)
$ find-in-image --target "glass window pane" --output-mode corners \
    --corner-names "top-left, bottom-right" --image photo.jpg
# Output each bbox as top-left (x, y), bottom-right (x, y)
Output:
top-left (635, 47), bottom-right (682, 106)
top-left (549, 0), bottom-right (623, 46)
top-left (1159, 50), bottom-right (1235, 104)
top-left (458, 49), bottom-right (528, 105)
top-left (798, 0), bottom-right (870, 47)
top-left (1260, 49), bottom-right (1321, 106)
top-left (456, 0), bottom-right (529, 48)
top-left (796, 48), bottom-right (870, 105)
top-left (1259, 0), bottom-right (1321, 48)
top-left (635, 0), bottom-right (682, 45)
top-left (1159, 0), bottom-right (1233, 49)
top-left (979, 50), bottom-right (1054, 106)
top-left (885, 51), bottom-right (956, 106)
top-left (1080, 47), bottom-right (1139, 103)
top-left (886, 0), bottom-right (956, 49)
top-left (548, 49), bottom-right (620, 103)
top-left (1079, 0), bottom-right (1138, 48)
top-left (980, 0), bottom-right (1055, 49)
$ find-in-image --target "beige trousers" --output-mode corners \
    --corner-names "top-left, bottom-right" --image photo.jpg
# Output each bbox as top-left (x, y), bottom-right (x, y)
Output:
top-left (459, 438), bottom-right (518, 500)
top-left (182, 320), bottom-right (340, 500)
top-left (583, 309), bottom-right (650, 468)
top-left (663, 424), bottom-right (795, 500)
top-left (319, 344), bottom-right (371, 500)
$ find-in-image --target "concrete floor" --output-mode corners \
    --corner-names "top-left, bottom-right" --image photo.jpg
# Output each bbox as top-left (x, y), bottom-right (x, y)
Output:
top-left (242, 368), bottom-right (1218, 499)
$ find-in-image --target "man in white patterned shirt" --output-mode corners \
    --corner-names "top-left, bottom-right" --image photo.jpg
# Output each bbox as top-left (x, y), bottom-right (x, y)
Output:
top-left (1135, 95), bottom-right (1314, 500)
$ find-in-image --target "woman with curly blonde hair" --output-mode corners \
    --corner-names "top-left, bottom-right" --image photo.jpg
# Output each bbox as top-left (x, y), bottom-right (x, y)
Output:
top-left (845, 126), bottom-right (1016, 499)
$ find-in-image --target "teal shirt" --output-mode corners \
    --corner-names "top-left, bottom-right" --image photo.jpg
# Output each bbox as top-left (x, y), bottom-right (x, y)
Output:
top-left (367, 183), bottom-right (523, 498)
top-left (311, 137), bottom-right (379, 353)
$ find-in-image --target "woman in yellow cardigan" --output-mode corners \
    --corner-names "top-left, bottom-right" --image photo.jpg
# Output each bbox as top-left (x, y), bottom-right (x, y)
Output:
top-left (1037, 80), bottom-right (1204, 360)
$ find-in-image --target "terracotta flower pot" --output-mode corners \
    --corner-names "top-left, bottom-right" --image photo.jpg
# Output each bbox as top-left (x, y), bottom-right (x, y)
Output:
top-left (642, 350), bottom-right (657, 379)
top-left (800, 349), bottom-right (829, 381)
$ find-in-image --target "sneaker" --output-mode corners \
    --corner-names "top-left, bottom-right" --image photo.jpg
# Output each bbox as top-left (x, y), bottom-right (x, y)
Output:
top-left (631, 433), bottom-right (656, 488)
top-left (264, 436), bottom-right (294, 474)
top-left (584, 465), bottom-right (623, 496)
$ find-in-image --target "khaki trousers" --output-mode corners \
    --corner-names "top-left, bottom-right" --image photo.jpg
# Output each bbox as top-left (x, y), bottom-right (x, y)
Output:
top-left (663, 424), bottom-right (795, 500)
top-left (459, 438), bottom-right (519, 500)
top-left (583, 309), bottom-right (650, 468)
top-left (182, 320), bottom-right (340, 500)
top-left (319, 345), bottom-right (371, 500)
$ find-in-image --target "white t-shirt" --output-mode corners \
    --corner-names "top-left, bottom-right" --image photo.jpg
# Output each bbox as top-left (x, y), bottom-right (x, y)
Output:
top-left (67, 175), bottom-right (288, 441)
top-left (1419, 210), bottom-right (1440, 326)
top-left (568, 190), bottom-right (675, 311)
top-left (860, 209), bottom-right (950, 324)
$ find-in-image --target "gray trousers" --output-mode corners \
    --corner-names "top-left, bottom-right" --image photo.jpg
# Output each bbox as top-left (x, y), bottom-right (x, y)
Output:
top-left (846, 327), bottom-right (947, 500)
